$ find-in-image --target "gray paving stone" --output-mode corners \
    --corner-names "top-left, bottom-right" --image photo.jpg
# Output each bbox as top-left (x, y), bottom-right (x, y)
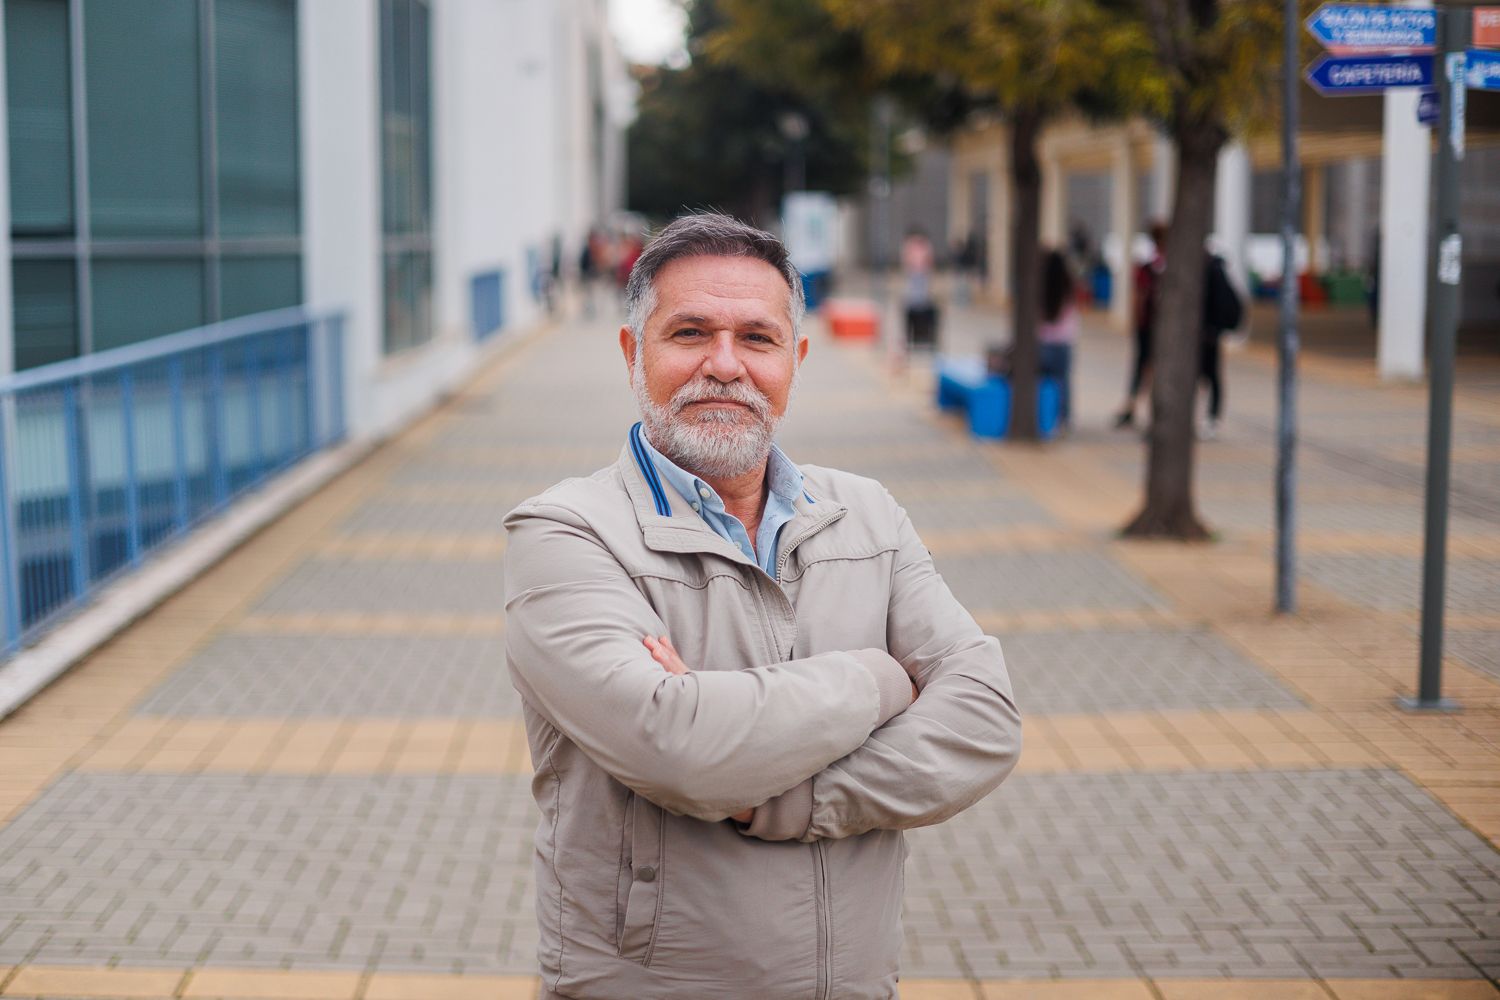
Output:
top-left (5, 767), bottom-right (1496, 980)
top-left (133, 634), bottom-right (515, 717)
top-left (998, 628), bottom-right (1302, 714)
top-left (901, 768), bottom-right (1500, 980)
top-left (0, 773), bottom-right (538, 972)
top-left (1301, 554), bottom-right (1500, 615)
top-left (1448, 630), bottom-right (1500, 682)
top-left (251, 558), bottom-right (507, 615)
top-left (934, 549), bottom-right (1168, 614)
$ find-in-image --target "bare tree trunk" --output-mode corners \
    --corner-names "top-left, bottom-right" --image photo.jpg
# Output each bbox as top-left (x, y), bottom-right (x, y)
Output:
top-left (1122, 110), bottom-right (1225, 539)
top-left (1007, 104), bottom-right (1044, 441)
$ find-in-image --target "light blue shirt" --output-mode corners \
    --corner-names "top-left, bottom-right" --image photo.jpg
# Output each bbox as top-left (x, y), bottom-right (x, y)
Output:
top-left (636, 430), bottom-right (804, 579)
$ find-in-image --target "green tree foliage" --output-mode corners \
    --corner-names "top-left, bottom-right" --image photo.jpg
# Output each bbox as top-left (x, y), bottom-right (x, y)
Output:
top-left (626, 0), bottom-right (867, 225)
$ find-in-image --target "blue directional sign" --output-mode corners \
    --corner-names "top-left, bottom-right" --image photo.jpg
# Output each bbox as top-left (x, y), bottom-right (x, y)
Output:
top-left (1468, 48), bottom-right (1500, 91)
top-left (1305, 53), bottom-right (1434, 95)
top-left (1418, 89), bottom-right (1439, 125)
top-left (1305, 4), bottom-right (1436, 51)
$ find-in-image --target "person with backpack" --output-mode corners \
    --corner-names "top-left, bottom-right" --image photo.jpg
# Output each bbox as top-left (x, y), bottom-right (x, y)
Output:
top-left (1199, 251), bottom-right (1243, 440)
top-left (1038, 248), bottom-right (1078, 435)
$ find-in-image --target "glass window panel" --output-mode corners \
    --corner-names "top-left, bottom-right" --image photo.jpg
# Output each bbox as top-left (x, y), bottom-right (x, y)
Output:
top-left (380, 250), bottom-right (431, 353)
top-left (215, 0), bottom-right (299, 238)
top-left (219, 255), bottom-right (301, 320)
top-left (92, 258), bottom-right (204, 351)
top-left (12, 260), bottom-right (78, 370)
top-left (381, 251), bottom-right (407, 353)
top-left (380, 0), bottom-right (411, 236)
top-left (6, 0), bottom-right (74, 236)
top-left (410, 0), bottom-right (431, 235)
top-left (85, 0), bottom-right (202, 238)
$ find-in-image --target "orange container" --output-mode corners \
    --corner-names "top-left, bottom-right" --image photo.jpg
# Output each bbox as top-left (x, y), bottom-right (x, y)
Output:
top-left (824, 299), bottom-right (880, 341)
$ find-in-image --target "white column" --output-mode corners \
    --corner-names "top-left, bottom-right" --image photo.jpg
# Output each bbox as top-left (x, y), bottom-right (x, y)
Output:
top-left (985, 136), bottom-right (1011, 305)
top-left (1149, 132), bottom-right (1175, 222)
top-left (1213, 141), bottom-right (1252, 299)
top-left (299, 0), bottom-right (382, 436)
top-left (1378, 87), bottom-right (1430, 380)
top-left (947, 150), bottom-right (971, 248)
top-left (1109, 134), bottom-right (1138, 333)
top-left (1304, 163), bottom-right (1328, 274)
top-left (1040, 152), bottom-right (1065, 247)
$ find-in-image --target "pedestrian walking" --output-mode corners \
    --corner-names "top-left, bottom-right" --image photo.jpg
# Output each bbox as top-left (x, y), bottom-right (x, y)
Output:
top-left (901, 226), bottom-right (939, 349)
top-left (1114, 221), bottom-right (1167, 429)
top-left (503, 212), bottom-right (1021, 1000)
top-left (580, 227), bottom-right (603, 319)
top-left (1038, 248), bottom-right (1078, 435)
top-left (1199, 251), bottom-right (1243, 440)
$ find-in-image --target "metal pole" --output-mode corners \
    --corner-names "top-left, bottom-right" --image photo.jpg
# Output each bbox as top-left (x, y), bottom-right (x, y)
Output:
top-left (1405, 7), bottom-right (1468, 712)
top-left (1275, 0), bottom-right (1301, 614)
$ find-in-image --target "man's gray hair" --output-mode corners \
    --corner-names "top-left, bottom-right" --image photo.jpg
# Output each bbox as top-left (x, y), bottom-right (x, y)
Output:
top-left (624, 212), bottom-right (807, 344)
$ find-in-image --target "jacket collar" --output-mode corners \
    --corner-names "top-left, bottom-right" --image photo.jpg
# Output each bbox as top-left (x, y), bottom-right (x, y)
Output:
top-left (619, 422), bottom-right (846, 567)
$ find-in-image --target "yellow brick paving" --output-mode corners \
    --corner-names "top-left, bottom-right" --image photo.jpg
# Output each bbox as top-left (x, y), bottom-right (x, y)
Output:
top-left (2, 315), bottom-right (1498, 997)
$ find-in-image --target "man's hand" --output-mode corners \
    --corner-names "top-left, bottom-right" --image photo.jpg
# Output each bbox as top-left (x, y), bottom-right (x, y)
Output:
top-left (644, 634), bottom-right (752, 822)
top-left (643, 634), bottom-right (689, 675)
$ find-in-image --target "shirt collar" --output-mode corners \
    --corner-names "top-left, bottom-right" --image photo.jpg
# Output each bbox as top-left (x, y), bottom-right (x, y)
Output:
top-left (634, 425), bottom-right (804, 515)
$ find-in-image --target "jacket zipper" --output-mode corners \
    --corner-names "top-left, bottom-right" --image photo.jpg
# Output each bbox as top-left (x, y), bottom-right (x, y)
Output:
top-left (813, 839), bottom-right (832, 1000)
top-left (775, 508), bottom-right (846, 583)
top-left (777, 507), bottom-right (844, 1000)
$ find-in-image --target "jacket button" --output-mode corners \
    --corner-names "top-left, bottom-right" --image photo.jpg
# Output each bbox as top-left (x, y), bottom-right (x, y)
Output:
top-left (635, 865), bottom-right (657, 882)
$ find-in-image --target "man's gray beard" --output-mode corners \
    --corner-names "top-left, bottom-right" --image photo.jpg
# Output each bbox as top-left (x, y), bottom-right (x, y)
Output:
top-left (632, 365), bottom-right (784, 480)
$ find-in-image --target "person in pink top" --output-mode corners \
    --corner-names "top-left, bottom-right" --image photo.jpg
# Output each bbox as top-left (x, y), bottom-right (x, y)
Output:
top-left (1038, 248), bottom-right (1078, 434)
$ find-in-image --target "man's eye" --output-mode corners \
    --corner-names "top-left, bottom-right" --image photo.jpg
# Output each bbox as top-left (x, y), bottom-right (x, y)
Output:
top-left (674, 328), bottom-right (704, 338)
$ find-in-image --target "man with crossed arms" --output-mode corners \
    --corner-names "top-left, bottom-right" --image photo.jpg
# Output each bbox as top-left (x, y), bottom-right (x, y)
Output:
top-left (505, 212), bottom-right (1022, 999)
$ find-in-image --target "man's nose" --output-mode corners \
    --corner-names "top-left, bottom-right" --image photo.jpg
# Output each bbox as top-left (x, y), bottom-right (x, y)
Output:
top-left (700, 331), bottom-right (746, 382)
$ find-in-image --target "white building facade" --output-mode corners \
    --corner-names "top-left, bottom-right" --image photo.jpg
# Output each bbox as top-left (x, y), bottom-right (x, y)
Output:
top-left (1, 0), bottom-right (629, 439)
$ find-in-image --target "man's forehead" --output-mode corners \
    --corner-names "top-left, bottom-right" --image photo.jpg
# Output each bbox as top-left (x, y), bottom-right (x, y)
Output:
top-left (651, 255), bottom-right (792, 324)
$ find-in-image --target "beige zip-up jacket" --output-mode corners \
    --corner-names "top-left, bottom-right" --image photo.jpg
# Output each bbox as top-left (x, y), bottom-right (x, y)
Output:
top-left (503, 434), bottom-right (1023, 1000)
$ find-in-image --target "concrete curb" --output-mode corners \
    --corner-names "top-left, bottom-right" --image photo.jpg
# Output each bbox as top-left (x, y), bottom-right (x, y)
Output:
top-left (0, 439), bottom-right (375, 723)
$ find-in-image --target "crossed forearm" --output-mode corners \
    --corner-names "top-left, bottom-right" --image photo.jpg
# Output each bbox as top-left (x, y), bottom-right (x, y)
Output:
top-left (639, 633), bottom-right (917, 825)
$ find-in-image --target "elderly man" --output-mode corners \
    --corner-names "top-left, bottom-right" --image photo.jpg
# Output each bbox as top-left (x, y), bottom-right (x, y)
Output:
top-left (504, 213), bottom-right (1021, 1000)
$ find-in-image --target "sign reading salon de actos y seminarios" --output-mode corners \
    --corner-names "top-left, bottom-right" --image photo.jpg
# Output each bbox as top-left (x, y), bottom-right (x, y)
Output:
top-left (1304, 3), bottom-right (1437, 51)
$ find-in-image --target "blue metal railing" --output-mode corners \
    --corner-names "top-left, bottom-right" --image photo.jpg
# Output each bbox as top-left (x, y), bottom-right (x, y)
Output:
top-left (0, 307), bottom-right (347, 656)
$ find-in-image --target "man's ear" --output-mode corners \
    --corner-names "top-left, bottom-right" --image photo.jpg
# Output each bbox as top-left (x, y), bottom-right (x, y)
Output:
top-left (619, 326), bottom-right (638, 381)
top-left (795, 333), bottom-right (810, 367)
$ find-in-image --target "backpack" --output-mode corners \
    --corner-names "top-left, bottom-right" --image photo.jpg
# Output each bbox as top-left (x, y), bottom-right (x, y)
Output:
top-left (1204, 256), bottom-right (1243, 333)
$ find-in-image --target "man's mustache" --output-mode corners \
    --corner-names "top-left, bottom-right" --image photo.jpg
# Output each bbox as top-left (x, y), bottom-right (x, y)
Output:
top-left (669, 379), bottom-right (771, 419)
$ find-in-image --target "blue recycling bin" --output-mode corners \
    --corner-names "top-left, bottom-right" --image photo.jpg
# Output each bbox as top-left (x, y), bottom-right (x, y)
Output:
top-left (968, 376), bottom-right (1061, 439)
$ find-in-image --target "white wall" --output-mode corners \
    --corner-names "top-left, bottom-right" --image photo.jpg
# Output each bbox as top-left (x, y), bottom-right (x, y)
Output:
top-left (299, 0), bottom-right (383, 437)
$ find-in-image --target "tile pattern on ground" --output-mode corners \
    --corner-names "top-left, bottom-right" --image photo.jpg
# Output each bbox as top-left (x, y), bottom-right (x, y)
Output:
top-left (0, 774), bottom-right (537, 972)
top-left (132, 636), bottom-right (516, 718)
top-left (1300, 555), bottom-right (1500, 615)
top-left (251, 559), bottom-right (507, 616)
top-left (998, 629), bottom-right (1303, 715)
top-left (935, 550), bottom-right (1167, 614)
top-left (902, 769), bottom-right (1500, 980)
top-left (1447, 631), bottom-right (1500, 682)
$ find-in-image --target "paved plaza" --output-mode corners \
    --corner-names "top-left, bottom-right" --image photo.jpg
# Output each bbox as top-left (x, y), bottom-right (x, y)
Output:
top-left (1, 294), bottom-right (1498, 999)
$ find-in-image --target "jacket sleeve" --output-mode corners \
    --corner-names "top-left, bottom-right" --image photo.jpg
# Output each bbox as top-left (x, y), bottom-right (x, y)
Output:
top-left (503, 503), bottom-right (913, 823)
top-left (740, 496), bottom-right (1022, 842)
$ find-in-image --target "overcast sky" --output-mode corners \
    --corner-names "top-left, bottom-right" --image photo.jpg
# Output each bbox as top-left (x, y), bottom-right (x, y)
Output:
top-left (608, 0), bottom-right (687, 65)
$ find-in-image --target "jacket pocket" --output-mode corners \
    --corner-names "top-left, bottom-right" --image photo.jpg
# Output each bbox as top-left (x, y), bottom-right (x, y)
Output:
top-left (615, 792), bottom-right (664, 964)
